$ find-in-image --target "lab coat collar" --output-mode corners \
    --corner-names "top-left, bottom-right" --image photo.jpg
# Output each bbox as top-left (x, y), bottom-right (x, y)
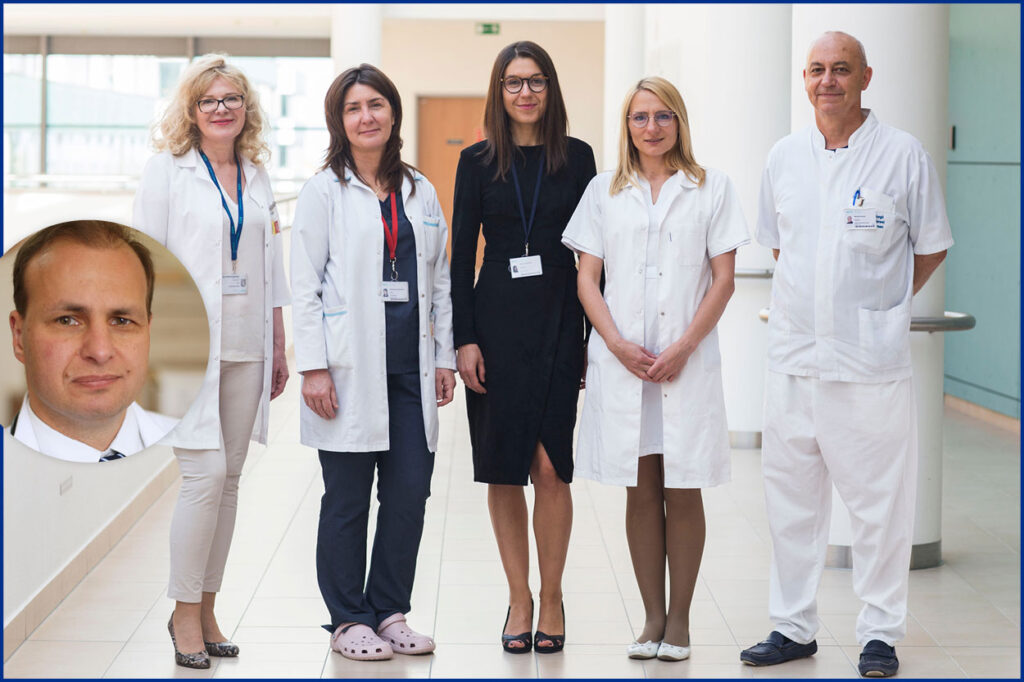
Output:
top-left (811, 108), bottom-right (878, 151)
top-left (340, 165), bottom-right (421, 205)
top-left (624, 169), bottom-right (696, 203)
top-left (177, 146), bottom-right (259, 189)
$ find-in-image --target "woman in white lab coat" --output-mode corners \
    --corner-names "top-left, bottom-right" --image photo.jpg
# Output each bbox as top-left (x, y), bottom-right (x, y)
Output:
top-left (290, 64), bottom-right (456, 662)
top-left (562, 77), bottom-right (749, 661)
top-left (133, 54), bottom-right (290, 669)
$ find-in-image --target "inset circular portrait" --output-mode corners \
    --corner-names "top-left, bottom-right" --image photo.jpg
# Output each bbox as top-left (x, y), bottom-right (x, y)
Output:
top-left (0, 219), bottom-right (210, 463)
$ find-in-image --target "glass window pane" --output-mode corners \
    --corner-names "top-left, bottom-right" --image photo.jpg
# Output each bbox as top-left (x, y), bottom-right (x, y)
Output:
top-left (4, 54), bottom-right (43, 177)
top-left (45, 54), bottom-right (187, 176)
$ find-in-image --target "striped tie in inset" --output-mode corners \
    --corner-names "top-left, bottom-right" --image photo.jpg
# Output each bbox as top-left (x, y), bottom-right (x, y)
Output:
top-left (99, 450), bottom-right (126, 462)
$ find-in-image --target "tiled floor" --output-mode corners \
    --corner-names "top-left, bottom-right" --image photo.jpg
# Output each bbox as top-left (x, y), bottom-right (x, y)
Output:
top-left (4, 372), bottom-right (1020, 678)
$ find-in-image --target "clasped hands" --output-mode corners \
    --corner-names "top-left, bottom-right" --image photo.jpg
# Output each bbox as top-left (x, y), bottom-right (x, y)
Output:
top-left (609, 337), bottom-right (693, 384)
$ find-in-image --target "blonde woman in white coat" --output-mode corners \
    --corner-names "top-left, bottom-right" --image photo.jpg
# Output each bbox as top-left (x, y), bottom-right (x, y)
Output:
top-left (562, 77), bottom-right (749, 661)
top-left (290, 64), bottom-right (456, 662)
top-left (133, 54), bottom-right (290, 669)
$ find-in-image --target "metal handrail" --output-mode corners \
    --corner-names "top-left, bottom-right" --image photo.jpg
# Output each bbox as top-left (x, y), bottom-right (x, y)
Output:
top-left (758, 308), bottom-right (976, 332)
top-left (736, 268), bottom-right (774, 279)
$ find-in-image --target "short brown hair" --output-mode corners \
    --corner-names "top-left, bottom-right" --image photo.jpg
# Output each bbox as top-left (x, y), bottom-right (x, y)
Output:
top-left (12, 221), bottom-right (155, 316)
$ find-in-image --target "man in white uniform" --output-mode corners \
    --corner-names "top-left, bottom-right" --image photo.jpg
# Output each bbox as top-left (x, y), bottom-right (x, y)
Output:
top-left (7, 221), bottom-right (178, 462)
top-left (739, 32), bottom-right (953, 678)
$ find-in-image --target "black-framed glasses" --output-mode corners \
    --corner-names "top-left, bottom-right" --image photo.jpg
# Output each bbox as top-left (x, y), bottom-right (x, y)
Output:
top-left (628, 111), bottom-right (677, 128)
top-left (197, 94), bottom-right (245, 113)
top-left (501, 75), bottom-right (549, 94)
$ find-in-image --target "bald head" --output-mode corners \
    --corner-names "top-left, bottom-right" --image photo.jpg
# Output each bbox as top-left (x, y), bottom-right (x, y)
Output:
top-left (808, 31), bottom-right (868, 70)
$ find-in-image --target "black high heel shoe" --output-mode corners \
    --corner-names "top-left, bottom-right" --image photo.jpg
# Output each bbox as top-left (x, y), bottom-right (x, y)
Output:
top-left (168, 613), bottom-right (211, 669)
top-left (501, 599), bottom-right (533, 654)
top-left (534, 601), bottom-right (565, 654)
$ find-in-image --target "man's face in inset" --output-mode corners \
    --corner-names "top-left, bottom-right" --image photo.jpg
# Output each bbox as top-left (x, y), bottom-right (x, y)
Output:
top-left (9, 239), bottom-right (151, 434)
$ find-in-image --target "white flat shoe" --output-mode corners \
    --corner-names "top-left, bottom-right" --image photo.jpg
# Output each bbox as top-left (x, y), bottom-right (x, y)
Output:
top-left (657, 641), bottom-right (691, 661)
top-left (627, 640), bottom-right (661, 659)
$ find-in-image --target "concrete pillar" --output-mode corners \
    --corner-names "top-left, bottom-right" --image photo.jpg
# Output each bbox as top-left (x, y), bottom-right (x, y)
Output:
top-left (330, 4), bottom-right (383, 73)
top-left (602, 4), bottom-right (645, 172)
top-left (652, 4), bottom-right (792, 443)
top-left (790, 4), bottom-right (951, 568)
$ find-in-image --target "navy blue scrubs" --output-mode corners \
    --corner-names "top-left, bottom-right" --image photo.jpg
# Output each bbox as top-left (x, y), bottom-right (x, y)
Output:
top-left (317, 189), bottom-right (435, 631)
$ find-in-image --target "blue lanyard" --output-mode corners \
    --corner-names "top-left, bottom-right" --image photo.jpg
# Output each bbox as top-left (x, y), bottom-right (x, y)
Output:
top-left (509, 149), bottom-right (545, 256)
top-left (199, 150), bottom-right (244, 266)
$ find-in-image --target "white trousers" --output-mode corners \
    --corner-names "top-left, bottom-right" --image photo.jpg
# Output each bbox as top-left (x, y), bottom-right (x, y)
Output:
top-left (168, 361), bottom-right (264, 602)
top-left (762, 371), bottom-right (917, 647)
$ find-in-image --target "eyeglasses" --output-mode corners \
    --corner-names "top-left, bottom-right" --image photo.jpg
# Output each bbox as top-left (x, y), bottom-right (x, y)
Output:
top-left (501, 75), bottom-right (549, 94)
top-left (197, 94), bottom-right (245, 113)
top-left (628, 111), bottom-right (677, 128)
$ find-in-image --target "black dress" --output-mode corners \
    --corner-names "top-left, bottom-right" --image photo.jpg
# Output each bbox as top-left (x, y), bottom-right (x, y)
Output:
top-left (451, 138), bottom-right (597, 485)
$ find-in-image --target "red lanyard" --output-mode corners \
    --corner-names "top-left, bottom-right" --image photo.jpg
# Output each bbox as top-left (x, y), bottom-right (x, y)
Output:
top-left (381, 191), bottom-right (398, 261)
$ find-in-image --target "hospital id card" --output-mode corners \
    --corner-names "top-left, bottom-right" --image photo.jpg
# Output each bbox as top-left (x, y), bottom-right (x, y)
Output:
top-left (509, 255), bottom-right (543, 279)
top-left (382, 281), bottom-right (410, 302)
top-left (843, 207), bottom-right (883, 230)
top-left (223, 273), bottom-right (248, 295)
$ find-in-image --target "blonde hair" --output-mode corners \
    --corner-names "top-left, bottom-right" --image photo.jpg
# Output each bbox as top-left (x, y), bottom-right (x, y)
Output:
top-left (609, 76), bottom-right (704, 195)
top-left (153, 53), bottom-right (270, 165)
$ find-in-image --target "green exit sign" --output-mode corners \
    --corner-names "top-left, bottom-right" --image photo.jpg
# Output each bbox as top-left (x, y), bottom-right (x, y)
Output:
top-left (476, 22), bottom-right (500, 35)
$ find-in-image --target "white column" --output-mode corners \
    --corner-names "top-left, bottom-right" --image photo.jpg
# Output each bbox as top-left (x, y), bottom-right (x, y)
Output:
top-left (330, 4), bottom-right (383, 73)
top-left (602, 4), bottom-right (645, 172)
top-left (653, 4), bottom-right (792, 441)
top-left (791, 4), bottom-right (951, 567)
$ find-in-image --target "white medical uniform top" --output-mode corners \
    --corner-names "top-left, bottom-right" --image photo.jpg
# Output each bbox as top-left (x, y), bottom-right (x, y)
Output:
top-left (756, 110), bottom-right (954, 383)
top-left (221, 193), bottom-right (266, 361)
top-left (290, 167), bottom-right (456, 454)
top-left (133, 149), bottom-right (291, 449)
top-left (10, 397), bottom-right (178, 463)
top-left (562, 167), bottom-right (749, 488)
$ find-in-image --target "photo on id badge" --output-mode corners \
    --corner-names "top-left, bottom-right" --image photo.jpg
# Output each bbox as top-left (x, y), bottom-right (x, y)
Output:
top-left (1, 220), bottom-right (210, 464)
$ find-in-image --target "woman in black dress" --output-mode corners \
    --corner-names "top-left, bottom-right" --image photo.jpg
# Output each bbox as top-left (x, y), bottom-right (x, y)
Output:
top-left (450, 41), bottom-right (596, 654)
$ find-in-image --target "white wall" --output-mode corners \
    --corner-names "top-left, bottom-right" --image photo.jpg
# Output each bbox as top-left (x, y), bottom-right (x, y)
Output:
top-left (3, 436), bottom-right (174, 626)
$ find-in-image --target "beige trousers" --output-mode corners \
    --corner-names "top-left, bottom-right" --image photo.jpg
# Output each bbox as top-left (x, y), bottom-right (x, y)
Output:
top-left (167, 361), bottom-right (264, 602)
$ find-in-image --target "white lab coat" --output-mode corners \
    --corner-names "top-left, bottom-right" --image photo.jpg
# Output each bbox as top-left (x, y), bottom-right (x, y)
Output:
top-left (756, 110), bottom-right (954, 382)
top-left (562, 168), bottom-right (749, 488)
top-left (289, 167), bottom-right (456, 453)
top-left (133, 148), bottom-right (290, 450)
top-left (11, 397), bottom-right (178, 462)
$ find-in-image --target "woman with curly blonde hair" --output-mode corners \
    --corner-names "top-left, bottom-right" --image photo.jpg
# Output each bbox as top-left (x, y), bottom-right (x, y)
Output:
top-left (133, 53), bottom-right (291, 669)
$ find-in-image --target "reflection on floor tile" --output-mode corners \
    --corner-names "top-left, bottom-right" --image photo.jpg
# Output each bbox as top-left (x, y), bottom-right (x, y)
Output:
top-left (5, 376), bottom-right (1019, 678)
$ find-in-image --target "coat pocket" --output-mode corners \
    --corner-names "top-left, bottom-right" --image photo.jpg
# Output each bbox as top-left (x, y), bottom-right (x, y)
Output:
top-left (858, 299), bottom-right (911, 369)
top-left (665, 220), bottom-right (706, 267)
top-left (323, 305), bottom-right (353, 368)
top-left (843, 187), bottom-right (898, 256)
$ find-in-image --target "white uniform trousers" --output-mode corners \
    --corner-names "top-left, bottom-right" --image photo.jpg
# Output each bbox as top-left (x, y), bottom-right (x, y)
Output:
top-left (168, 361), bottom-right (264, 602)
top-left (762, 371), bottom-right (917, 646)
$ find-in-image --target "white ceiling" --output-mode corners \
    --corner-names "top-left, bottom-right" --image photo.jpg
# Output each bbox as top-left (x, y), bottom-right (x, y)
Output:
top-left (2, 3), bottom-right (605, 37)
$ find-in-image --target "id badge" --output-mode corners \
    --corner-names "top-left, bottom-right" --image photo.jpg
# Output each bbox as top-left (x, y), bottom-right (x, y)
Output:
top-left (269, 201), bottom-right (282, 235)
top-left (382, 281), bottom-right (410, 302)
top-left (223, 273), bottom-right (248, 295)
top-left (844, 208), bottom-right (883, 230)
top-left (509, 255), bottom-right (543, 279)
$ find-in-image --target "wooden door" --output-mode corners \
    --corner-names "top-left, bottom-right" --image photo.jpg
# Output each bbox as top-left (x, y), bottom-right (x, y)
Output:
top-left (417, 96), bottom-right (486, 268)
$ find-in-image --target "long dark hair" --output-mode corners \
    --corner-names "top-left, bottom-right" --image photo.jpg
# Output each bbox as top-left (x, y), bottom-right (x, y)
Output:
top-left (322, 63), bottom-right (415, 195)
top-left (482, 41), bottom-right (569, 180)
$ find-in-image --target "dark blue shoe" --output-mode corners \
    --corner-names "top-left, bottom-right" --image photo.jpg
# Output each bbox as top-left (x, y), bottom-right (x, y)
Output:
top-left (740, 630), bottom-right (817, 666)
top-left (858, 640), bottom-right (899, 677)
